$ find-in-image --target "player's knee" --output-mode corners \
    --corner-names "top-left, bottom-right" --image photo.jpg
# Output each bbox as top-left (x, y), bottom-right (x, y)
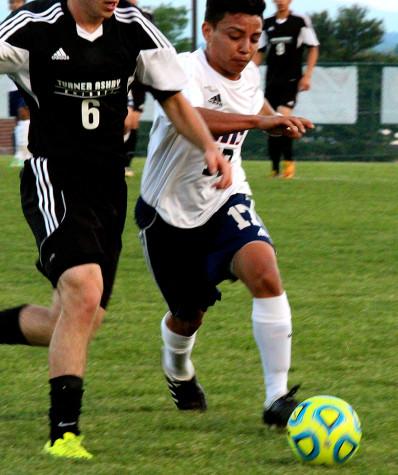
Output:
top-left (78, 287), bottom-right (102, 320)
top-left (251, 267), bottom-right (283, 297)
top-left (58, 267), bottom-right (103, 317)
top-left (172, 310), bottom-right (204, 335)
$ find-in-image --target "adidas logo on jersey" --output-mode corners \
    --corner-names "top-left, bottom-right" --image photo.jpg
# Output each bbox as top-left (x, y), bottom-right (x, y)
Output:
top-left (208, 94), bottom-right (223, 107)
top-left (51, 48), bottom-right (70, 61)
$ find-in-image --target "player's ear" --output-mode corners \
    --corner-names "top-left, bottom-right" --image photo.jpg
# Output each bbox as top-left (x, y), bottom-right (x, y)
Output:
top-left (202, 21), bottom-right (213, 43)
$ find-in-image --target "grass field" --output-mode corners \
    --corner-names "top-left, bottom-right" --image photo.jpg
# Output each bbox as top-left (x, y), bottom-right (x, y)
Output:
top-left (0, 156), bottom-right (397, 474)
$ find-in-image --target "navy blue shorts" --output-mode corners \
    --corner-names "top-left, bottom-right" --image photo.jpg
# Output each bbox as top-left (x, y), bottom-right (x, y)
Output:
top-left (135, 194), bottom-right (273, 319)
top-left (9, 90), bottom-right (27, 117)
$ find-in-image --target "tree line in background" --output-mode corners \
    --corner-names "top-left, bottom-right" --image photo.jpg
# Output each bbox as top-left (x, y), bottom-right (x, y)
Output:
top-left (307, 5), bottom-right (398, 162)
top-left (140, 3), bottom-right (398, 161)
top-left (149, 3), bottom-right (398, 59)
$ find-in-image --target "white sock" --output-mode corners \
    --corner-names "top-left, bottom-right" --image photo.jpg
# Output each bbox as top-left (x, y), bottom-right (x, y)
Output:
top-left (14, 119), bottom-right (30, 161)
top-left (252, 292), bottom-right (292, 408)
top-left (161, 313), bottom-right (196, 381)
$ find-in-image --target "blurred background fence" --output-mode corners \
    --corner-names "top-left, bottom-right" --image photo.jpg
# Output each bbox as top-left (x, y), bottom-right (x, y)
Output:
top-left (1, 63), bottom-right (398, 162)
top-left (134, 63), bottom-right (398, 162)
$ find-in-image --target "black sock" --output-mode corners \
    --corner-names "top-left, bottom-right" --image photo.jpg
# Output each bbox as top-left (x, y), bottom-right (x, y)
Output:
top-left (49, 375), bottom-right (84, 444)
top-left (268, 136), bottom-right (283, 173)
top-left (281, 136), bottom-right (293, 161)
top-left (0, 305), bottom-right (29, 345)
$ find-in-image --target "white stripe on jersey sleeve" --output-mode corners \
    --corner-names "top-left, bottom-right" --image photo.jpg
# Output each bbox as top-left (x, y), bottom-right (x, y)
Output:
top-left (297, 26), bottom-right (319, 48)
top-left (295, 13), bottom-right (319, 47)
top-left (136, 48), bottom-right (188, 92)
top-left (115, 7), bottom-right (171, 49)
top-left (0, 3), bottom-right (63, 41)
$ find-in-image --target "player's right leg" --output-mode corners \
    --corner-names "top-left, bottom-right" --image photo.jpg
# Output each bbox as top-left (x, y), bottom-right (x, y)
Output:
top-left (135, 197), bottom-right (214, 411)
top-left (161, 311), bottom-right (207, 411)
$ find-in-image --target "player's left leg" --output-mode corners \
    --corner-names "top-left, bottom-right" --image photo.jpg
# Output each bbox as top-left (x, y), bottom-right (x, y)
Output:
top-left (232, 241), bottom-right (299, 427)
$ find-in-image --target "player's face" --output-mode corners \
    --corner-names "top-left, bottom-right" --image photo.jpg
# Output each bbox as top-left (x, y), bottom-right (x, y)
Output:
top-left (73, 0), bottom-right (120, 21)
top-left (203, 13), bottom-right (263, 80)
top-left (273, 0), bottom-right (292, 13)
top-left (9, 0), bottom-right (25, 11)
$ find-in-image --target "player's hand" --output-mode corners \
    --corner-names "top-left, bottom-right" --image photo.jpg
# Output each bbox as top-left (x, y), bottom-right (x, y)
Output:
top-left (204, 144), bottom-right (232, 189)
top-left (260, 115), bottom-right (314, 139)
top-left (298, 75), bottom-right (311, 91)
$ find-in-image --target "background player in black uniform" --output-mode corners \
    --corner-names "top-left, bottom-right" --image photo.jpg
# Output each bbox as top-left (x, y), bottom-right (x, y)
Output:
top-left (123, 0), bottom-right (154, 177)
top-left (7, 0), bottom-right (31, 168)
top-left (0, 0), bottom-right (231, 460)
top-left (256, 0), bottom-right (319, 178)
top-left (124, 79), bottom-right (146, 176)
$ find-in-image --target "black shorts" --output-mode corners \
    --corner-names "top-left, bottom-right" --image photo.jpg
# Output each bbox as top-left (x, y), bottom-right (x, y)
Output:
top-left (20, 158), bottom-right (127, 309)
top-left (265, 79), bottom-right (299, 110)
top-left (135, 194), bottom-right (272, 320)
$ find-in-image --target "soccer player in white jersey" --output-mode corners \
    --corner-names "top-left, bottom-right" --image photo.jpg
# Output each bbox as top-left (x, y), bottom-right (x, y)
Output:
top-left (136, 0), bottom-right (313, 428)
top-left (0, 0), bottom-right (231, 460)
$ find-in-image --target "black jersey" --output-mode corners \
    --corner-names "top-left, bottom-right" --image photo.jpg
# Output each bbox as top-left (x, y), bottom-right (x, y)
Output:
top-left (261, 12), bottom-right (318, 87)
top-left (0, 0), bottom-right (186, 174)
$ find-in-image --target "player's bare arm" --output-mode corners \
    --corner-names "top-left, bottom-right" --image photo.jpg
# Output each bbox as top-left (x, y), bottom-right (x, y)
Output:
top-left (161, 92), bottom-right (232, 189)
top-left (196, 106), bottom-right (313, 139)
top-left (298, 45), bottom-right (319, 91)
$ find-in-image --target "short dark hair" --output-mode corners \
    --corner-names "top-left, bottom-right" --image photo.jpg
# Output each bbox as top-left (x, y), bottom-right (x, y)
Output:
top-left (205, 0), bottom-right (266, 25)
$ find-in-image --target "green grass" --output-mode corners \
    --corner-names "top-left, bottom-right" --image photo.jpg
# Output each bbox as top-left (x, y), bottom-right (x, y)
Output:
top-left (0, 156), bottom-right (397, 474)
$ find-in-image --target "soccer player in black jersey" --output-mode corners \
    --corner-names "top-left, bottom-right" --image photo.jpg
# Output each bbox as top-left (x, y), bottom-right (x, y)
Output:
top-left (0, 0), bottom-right (231, 460)
top-left (257, 0), bottom-right (319, 178)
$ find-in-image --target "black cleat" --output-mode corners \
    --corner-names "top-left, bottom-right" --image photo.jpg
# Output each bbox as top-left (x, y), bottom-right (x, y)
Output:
top-left (165, 374), bottom-right (207, 411)
top-left (263, 385), bottom-right (300, 428)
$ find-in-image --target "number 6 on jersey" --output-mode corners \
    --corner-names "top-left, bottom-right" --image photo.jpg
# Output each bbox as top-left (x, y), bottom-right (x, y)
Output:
top-left (82, 99), bottom-right (100, 130)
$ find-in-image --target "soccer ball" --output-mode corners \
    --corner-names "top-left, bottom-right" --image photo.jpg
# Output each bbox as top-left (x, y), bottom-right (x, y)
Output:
top-left (287, 395), bottom-right (362, 465)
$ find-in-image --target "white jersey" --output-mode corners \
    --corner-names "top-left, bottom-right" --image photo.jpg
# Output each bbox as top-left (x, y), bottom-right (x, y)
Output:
top-left (141, 48), bottom-right (264, 228)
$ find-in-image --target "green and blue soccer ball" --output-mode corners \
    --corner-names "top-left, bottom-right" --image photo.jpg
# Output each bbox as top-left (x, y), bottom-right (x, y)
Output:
top-left (287, 395), bottom-right (362, 465)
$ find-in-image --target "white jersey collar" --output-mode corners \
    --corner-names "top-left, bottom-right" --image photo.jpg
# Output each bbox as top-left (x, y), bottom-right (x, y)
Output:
top-left (76, 24), bottom-right (103, 42)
